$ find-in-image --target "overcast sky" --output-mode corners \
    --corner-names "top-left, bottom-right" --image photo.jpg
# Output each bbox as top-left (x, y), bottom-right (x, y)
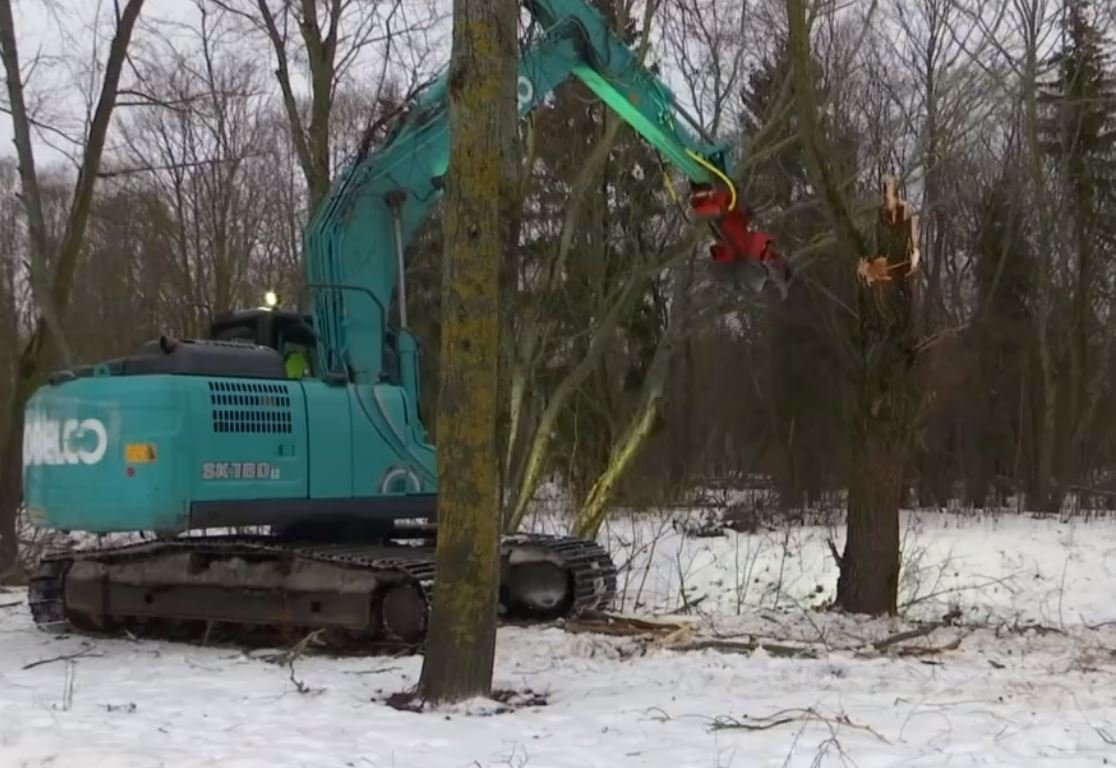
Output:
top-left (0, 0), bottom-right (722, 173)
top-left (0, 0), bottom-right (207, 164)
top-left (0, 0), bottom-right (451, 169)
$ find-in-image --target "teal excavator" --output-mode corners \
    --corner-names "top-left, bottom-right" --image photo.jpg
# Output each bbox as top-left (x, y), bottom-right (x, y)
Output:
top-left (22, 0), bottom-right (788, 650)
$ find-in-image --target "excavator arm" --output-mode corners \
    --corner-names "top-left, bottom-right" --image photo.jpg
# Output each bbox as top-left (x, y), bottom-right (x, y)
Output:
top-left (526, 0), bottom-right (788, 283)
top-left (303, 0), bottom-right (788, 391)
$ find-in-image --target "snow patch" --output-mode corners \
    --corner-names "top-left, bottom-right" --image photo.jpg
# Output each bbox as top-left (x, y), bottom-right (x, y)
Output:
top-left (1, 509), bottom-right (1116, 766)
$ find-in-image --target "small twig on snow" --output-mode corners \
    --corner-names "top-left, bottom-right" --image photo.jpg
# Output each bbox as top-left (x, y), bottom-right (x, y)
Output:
top-left (343, 666), bottom-right (402, 676)
top-left (1083, 615), bottom-right (1116, 630)
top-left (643, 706), bottom-right (673, 722)
top-left (23, 645), bottom-right (103, 670)
top-left (290, 670), bottom-right (325, 696)
top-left (710, 707), bottom-right (889, 744)
top-left (268, 629), bottom-right (327, 696)
top-left (899, 572), bottom-right (1021, 610)
top-left (795, 602), bottom-right (832, 652)
top-left (712, 713), bottom-right (799, 731)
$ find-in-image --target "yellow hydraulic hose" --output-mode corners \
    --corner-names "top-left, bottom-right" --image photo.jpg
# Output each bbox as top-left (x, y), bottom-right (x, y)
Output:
top-left (685, 148), bottom-right (738, 212)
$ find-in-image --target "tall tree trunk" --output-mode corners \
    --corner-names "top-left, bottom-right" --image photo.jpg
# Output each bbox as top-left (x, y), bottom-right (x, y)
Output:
top-left (0, 339), bottom-right (39, 578)
top-left (1018, 6), bottom-right (1059, 515)
top-left (1035, 322), bottom-right (1059, 513)
top-left (417, 0), bottom-right (517, 704)
top-left (836, 178), bottom-right (919, 616)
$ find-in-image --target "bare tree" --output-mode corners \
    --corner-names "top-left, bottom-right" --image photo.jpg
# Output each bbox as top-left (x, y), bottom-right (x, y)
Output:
top-left (209, 0), bottom-right (443, 213)
top-left (0, 0), bottom-right (146, 577)
top-left (785, 0), bottom-right (922, 615)
top-left (114, 0), bottom-right (274, 317)
top-left (660, 0), bottom-right (755, 136)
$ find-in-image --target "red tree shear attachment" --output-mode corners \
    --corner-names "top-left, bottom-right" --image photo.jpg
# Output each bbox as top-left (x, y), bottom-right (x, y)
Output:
top-left (690, 184), bottom-right (791, 299)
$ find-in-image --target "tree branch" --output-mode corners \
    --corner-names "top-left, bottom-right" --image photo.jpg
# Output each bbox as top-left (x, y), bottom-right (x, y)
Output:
top-left (785, 0), bottom-right (871, 260)
top-left (50, 0), bottom-right (147, 326)
top-left (0, 0), bottom-right (72, 365)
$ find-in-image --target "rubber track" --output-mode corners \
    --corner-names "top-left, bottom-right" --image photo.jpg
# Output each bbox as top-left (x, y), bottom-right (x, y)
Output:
top-left (28, 532), bottom-right (617, 648)
top-left (501, 532), bottom-right (619, 614)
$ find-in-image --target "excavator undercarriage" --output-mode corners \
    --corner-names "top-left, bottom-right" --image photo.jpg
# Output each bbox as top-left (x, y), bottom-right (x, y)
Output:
top-left (29, 531), bottom-right (617, 652)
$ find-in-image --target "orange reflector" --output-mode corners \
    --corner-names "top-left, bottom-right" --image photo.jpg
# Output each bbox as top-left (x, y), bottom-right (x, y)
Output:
top-left (125, 443), bottom-right (157, 463)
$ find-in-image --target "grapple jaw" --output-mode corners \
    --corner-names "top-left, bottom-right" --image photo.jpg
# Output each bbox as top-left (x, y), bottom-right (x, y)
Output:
top-left (691, 184), bottom-right (791, 299)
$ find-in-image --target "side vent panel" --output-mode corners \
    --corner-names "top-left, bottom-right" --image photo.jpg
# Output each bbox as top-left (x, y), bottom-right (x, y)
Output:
top-left (208, 380), bottom-right (293, 434)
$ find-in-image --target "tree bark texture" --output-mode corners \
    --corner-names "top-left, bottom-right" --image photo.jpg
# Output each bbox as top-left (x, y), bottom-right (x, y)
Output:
top-left (836, 179), bottom-right (919, 616)
top-left (0, 346), bottom-right (38, 578)
top-left (417, 0), bottom-right (517, 704)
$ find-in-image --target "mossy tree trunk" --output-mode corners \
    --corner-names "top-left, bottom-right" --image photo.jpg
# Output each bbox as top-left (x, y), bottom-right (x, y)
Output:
top-left (417, 0), bottom-right (518, 704)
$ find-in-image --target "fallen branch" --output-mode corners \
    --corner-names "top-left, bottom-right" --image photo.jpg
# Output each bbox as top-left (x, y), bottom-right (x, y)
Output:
top-left (22, 645), bottom-right (103, 670)
top-left (563, 612), bottom-right (696, 638)
top-left (566, 613), bottom-right (969, 662)
top-left (851, 623), bottom-right (971, 658)
top-left (254, 628), bottom-right (327, 665)
top-left (343, 666), bottom-right (402, 676)
top-left (710, 707), bottom-right (890, 744)
top-left (871, 623), bottom-right (941, 651)
top-left (673, 638), bottom-right (819, 659)
top-left (1006, 619), bottom-right (1065, 636)
top-left (288, 660), bottom-right (325, 696)
top-left (896, 636), bottom-right (964, 657)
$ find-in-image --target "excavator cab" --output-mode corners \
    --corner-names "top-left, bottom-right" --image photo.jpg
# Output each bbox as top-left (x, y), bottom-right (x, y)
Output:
top-left (208, 309), bottom-right (318, 379)
top-left (206, 307), bottom-right (406, 384)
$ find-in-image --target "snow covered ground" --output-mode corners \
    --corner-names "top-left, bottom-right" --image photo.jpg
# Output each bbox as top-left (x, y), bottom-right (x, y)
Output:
top-left (2, 507), bottom-right (1116, 767)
